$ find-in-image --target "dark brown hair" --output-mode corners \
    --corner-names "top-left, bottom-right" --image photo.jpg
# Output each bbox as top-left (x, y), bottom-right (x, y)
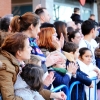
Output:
top-left (68, 29), bottom-right (80, 42)
top-left (54, 21), bottom-right (68, 42)
top-left (35, 7), bottom-right (46, 16)
top-left (74, 7), bottom-right (80, 13)
top-left (1, 32), bottom-right (28, 56)
top-left (10, 12), bottom-right (40, 32)
top-left (21, 64), bottom-right (44, 91)
top-left (63, 42), bottom-right (79, 53)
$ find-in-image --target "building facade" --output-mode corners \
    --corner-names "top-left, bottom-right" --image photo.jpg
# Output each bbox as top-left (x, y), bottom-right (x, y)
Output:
top-left (0, 0), bottom-right (99, 22)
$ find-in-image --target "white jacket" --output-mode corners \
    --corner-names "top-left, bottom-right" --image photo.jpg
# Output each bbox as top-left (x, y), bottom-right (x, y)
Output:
top-left (14, 75), bottom-right (45, 100)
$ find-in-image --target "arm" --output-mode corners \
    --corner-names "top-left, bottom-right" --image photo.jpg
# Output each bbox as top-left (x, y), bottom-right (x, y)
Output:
top-left (0, 70), bottom-right (22, 100)
top-left (76, 71), bottom-right (92, 86)
top-left (39, 89), bottom-right (51, 100)
top-left (39, 89), bottom-right (66, 100)
top-left (53, 72), bottom-right (71, 87)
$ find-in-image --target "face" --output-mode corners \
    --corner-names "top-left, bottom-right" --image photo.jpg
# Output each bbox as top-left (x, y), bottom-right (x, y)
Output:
top-left (92, 27), bottom-right (97, 39)
top-left (31, 22), bottom-right (40, 38)
top-left (43, 9), bottom-right (51, 23)
top-left (72, 32), bottom-right (81, 45)
top-left (52, 28), bottom-right (58, 41)
top-left (73, 48), bottom-right (79, 60)
top-left (55, 59), bottom-right (66, 68)
top-left (90, 16), bottom-right (95, 20)
top-left (79, 50), bottom-right (92, 65)
top-left (16, 38), bottom-right (32, 61)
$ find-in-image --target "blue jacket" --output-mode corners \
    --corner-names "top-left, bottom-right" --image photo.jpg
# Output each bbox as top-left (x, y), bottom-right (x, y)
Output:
top-left (48, 68), bottom-right (71, 88)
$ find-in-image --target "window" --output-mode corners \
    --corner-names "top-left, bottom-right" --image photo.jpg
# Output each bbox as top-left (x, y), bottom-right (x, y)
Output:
top-left (12, 5), bottom-right (32, 16)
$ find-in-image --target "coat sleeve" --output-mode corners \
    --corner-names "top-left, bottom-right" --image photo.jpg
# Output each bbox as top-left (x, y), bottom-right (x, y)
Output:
top-left (76, 71), bottom-right (92, 86)
top-left (53, 72), bottom-right (70, 87)
top-left (0, 70), bottom-right (22, 100)
top-left (39, 89), bottom-right (51, 100)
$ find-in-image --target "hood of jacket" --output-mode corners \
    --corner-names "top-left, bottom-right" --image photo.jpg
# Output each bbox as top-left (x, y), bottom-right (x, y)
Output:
top-left (14, 75), bottom-right (29, 90)
top-left (63, 51), bottom-right (75, 62)
top-left (0, 50), bottom-right (20, 73)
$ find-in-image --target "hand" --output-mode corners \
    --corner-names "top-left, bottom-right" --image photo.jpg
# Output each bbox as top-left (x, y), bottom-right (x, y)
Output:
top-left (50, 91), bottom-right (66, 100)
top-left (45, 53), bottom-right (64, 67)
top-left (52, 38), bottom-right (61, 50)
top-left (67, 62), bottom-right (78, 74)
top-left (89, 82), bottom-right (93, 88)
top-left (43, 72), bottom-right (55, 87)
top-left (60, 33), bottom-right (64, 48)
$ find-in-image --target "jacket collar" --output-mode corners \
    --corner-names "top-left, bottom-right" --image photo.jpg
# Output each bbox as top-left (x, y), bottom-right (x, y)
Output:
top-left (1, 50), bottom-right (19, 66)
top-left (63, 51), bottom-right (75, 62)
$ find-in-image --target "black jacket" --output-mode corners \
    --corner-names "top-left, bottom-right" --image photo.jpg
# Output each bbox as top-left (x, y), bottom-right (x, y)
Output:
top-left (71, 13), bottom-right (83, 24)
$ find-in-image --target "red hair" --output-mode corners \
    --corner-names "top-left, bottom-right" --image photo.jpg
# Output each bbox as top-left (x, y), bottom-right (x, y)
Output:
top-left (38, 27), bottom-right (56, 50)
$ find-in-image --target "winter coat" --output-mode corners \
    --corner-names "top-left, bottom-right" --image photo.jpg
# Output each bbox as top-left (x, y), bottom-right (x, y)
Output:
top-left (71, 13), bottom-right (83, 24)
top-left (0, 50), bottom-right (22, 100)
top-left (14, 75), bottom-right (45, 100)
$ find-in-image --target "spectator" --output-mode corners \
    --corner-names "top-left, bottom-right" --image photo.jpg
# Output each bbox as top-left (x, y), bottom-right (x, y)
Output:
top-left (78, 47), bottom-right (100, 100)
top-left (71, 7), bottom-right (83, 24)
top-left (0, 33), bottom-right (32, 100)
top-left (79, 20), bottom-right (98, 65)
top-left (35, 7), bottom-right (51, 24)
top-left (88, 14), bottom-right (98, 26)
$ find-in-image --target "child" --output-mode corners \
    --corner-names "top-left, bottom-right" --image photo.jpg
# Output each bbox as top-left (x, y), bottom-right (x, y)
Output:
top-left (78, 47), bottom-right (100, 100)
top-left (63, 42), bottom-right (93, 100)
top-left (71, 7), bottom-right (83, 25)
top-left (48, 52), bottom-right (78, 88)
top-left (14, 64), bottom-right (66, 100)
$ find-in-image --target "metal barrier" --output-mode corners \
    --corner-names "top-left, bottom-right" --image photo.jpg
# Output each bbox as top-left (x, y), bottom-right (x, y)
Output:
top-left (51, 85), bottom-right (69, 100)
top-left (69, 76), bottom-right (98, 100)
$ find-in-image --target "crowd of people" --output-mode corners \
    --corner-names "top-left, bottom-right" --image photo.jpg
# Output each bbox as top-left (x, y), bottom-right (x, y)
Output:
top-left (0, 4), bottom-right (100, 100)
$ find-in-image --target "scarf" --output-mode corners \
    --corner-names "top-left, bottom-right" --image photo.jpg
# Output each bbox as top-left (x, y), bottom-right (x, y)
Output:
top-left (29, 38), bottom-right (46, 62)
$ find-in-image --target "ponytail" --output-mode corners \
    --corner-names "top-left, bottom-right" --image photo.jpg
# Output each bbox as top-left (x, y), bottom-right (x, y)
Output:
top-left (10, 16), bottom-right (20, 33)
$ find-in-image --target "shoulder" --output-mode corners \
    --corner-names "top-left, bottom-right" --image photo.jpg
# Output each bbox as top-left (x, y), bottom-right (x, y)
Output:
top-left (91, 39), bottom-right (98, 48)
top-left (15, 89), bottom-right (34, 100)
top-left (0, 54), bottom-right (16, 73)
top-left (79, 39), bottom-right (87, 49)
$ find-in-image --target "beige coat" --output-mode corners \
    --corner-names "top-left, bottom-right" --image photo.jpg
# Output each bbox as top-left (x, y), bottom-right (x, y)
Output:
top-left (0, 50), bottom-right (22, 100)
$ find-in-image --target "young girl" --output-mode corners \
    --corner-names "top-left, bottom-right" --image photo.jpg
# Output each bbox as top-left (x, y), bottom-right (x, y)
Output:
top-left (78, 47), bottom-right (100, 100)
top-left (14, 64), bottom-right (66, 100)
